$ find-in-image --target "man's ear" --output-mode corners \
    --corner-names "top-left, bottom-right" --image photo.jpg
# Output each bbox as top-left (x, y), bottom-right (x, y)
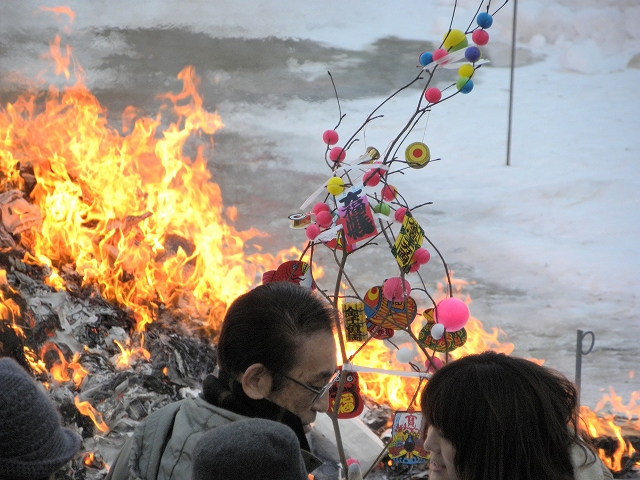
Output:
top-left (241, 363), bottom-right (273, 400)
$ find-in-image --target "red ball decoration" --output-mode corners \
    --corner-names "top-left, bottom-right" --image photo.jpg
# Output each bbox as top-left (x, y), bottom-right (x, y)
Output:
top-left (408, 263), bottom-right (421, 273)
top-left (383, 277), bottom-right (411, 302)
top-left (312, 202), bottom-right (330, 215)
top-left (425, 87), bottom-right (442, 103)
top-left (306, 224), bottom-right (321, 241)
top-left (435, 297), bottom-right (470, 332)
top-left (394, 207), bottom-right (407, 222)
top-left (425, 356), bottom-right (443, 374)
top-left (472, 29), bottom-right (490, 46)
top-left (413, 248), bottom-right (431, 265)
top-left (315, 210), bottom-right (333, 228)
top-left (363, 169), bottom-right (381, 187)
top-left (432, 48), bottom-right (448, 61)
top-left (329, 146), bottom-right (346, 162)
top-left (322, 129), bottom-right (339, 145)
top-left (381, 185), bottom-right (397, 201)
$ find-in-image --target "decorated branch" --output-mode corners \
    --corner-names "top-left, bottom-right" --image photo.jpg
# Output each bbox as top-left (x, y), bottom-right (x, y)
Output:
top-left (263, 0), bottom-right (509, 475)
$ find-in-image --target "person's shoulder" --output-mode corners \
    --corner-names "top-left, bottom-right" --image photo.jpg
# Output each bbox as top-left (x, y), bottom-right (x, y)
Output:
top-left (569, 441), bottom-right (614, 480)
top-left (180, 395), bottom-right (248, 426)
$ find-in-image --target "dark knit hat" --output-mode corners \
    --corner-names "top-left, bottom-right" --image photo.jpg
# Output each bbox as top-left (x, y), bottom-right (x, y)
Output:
top-left (0, 357), bottom-right (81, 479)
top-left (191, 418), bottom-right (308, 480)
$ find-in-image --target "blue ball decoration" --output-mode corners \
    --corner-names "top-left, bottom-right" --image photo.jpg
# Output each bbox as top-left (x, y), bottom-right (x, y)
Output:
top-left (419, 51), bottom-right (433, 67)
top-left (456, 77), bottom-right (474, 94)
top-left (477, 12), bottom-right (494, 29)
top-left (465, 46), bottom-right (481, 63)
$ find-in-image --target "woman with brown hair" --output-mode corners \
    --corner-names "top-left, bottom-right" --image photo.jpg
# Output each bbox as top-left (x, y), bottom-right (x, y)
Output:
top-left (420, 351), bottom-right (613, 480)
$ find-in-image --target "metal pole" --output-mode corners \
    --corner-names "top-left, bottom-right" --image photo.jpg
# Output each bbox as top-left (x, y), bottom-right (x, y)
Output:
top-left (506, 0), bottom-right (518, 166)
top-left (575, 329), bottom-right (595, 403)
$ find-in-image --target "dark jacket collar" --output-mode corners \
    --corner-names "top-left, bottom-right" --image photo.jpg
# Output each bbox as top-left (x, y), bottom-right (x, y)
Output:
top-left (201, 371), bottom-right (314, 454)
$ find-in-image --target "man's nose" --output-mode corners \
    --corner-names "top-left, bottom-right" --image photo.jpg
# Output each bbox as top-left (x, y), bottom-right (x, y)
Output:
top-left (312, 390), bottom-right (331, 413)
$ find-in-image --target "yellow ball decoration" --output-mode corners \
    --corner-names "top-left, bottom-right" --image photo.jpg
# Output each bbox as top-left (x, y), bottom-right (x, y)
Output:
top-left (327, 176), bottom-right (345, 196)
top-left (443, 29), bottom-right (467, 50)
top-left (458, 64), bottom-right (475, 78)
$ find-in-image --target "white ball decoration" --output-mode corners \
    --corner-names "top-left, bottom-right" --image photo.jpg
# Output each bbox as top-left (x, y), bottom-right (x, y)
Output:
top-left (395, 347), bottom-right (414, 364)
top-left (431, 323), bottom-right (445, 340)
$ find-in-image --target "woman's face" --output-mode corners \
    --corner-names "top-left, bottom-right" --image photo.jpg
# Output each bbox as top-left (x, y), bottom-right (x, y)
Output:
top-left (266, 331), bottom-right (337, 427)
top-left (423, 426), bottom-right (459, 480)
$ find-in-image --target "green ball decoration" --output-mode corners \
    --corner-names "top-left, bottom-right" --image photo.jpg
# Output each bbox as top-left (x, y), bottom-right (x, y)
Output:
top-left (373, 203), bottom-right (391, 216)
top-left (456, 77), bottom-right (474, 94)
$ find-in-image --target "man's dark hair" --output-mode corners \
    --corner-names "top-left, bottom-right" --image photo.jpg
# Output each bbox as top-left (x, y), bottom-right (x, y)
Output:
top-left (217, 282), bottom-right (337, 391)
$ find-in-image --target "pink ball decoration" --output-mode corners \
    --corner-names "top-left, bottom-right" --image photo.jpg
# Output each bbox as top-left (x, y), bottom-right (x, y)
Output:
top-left (432, 48), bottom-right (448, 61)
top-left (305, 224), bottom-right (321, 241)
top-left (381, 185), bottom-right (397, 201)
top-left (322, 129), bottom-right (339, 145)
top-left (363, 169), bottom-right (381, 187)
top-left (425, 356), bottom-right (443, 374)
top-left (394, 207), bottom-right (407, 222)
top-left (383, 277), bottom-right (411, 302)
top-left (329, 146), bottom-right (346, 162)
top-left (408, 263), bottom-right (421, 273)
top-left (472, 29), bottom-right (490, 46)
top-left (413, 248), bottom-right (431, 265)
top-left (315, 210), bottom-right (333, 228)
top-left (435, 297), bottom-right (470, 332)
top-left (425, 87), bottom-right (442, 103)
top-left (312, 202), bottom-right (330, 215)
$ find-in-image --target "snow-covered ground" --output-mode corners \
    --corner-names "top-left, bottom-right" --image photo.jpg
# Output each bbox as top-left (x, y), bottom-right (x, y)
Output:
top-left (1, 0), bottom-right (639, 412)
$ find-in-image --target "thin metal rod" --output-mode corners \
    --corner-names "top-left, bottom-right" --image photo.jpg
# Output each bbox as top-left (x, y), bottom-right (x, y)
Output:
top-left (506, 0), bottom-right (517, 166)
top-left (575, 329), bottom-right (595, 404)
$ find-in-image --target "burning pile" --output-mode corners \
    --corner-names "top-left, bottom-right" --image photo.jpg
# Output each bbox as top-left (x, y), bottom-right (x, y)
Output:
top-left (0, 20), bottom-right (291, 478)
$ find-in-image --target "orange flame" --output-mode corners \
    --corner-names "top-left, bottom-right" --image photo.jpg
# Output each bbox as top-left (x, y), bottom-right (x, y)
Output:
top-left (581, 404), bottom-right (638, 472)
top-left (113, 334), bottom-right (151, 370)
top-left (39, 342), bottom-right (88, 387)
top-left (39, 6), bottom-right (76, 24)
top-left (74, 396), bottom-right (109, 433)
top-left (343, 312), bottom-right (514, 411)
top-left (595, 385), bottom-right (640, 430)
top-left (578, 385), bottom-right (640, 472)
top-left (1, 27), bottom-right (287, 334)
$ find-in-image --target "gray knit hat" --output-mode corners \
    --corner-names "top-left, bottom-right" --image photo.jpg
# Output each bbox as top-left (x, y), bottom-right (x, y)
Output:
top-left (0, 357), bottom-right (82, 479)
top-left (191, 418), bottom-right (307, 480)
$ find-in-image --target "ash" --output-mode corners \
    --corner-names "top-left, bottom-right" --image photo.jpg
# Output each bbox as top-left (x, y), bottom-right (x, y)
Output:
top-left (0, 248), bottom-right (216, 479)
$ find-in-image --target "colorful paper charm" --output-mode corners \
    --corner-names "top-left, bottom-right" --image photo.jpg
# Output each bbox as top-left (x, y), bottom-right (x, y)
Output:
top-left (417, 309), bottom-right (467, 352)
top-left (367, 320), bottom-right (395, 339)
top-left (328, 369), bottom-right (364, 419)
top-left (388, 410), bottom-right (429, 464)
top-left (391, 213), bottom-right (425, 272)
top-left (363, 285), bottom-right (417, 330)
top-left (263, 260), bottom-right (316, 289)
top-left (342, 301), bottom-right (368, 342)
top-left (336, 185), bottom-right (378, 245)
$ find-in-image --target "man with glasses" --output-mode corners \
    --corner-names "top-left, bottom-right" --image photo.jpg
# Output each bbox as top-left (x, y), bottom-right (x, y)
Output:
top-left (107, 282), bottom-right (339, 480)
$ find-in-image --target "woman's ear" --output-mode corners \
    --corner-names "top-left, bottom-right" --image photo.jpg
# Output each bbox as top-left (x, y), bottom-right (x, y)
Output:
top-left (241, 363), bottom-right (273, 400)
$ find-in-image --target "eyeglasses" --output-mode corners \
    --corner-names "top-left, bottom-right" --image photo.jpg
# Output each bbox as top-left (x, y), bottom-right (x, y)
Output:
top-left (277, 369), bottom-right (340, 404)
